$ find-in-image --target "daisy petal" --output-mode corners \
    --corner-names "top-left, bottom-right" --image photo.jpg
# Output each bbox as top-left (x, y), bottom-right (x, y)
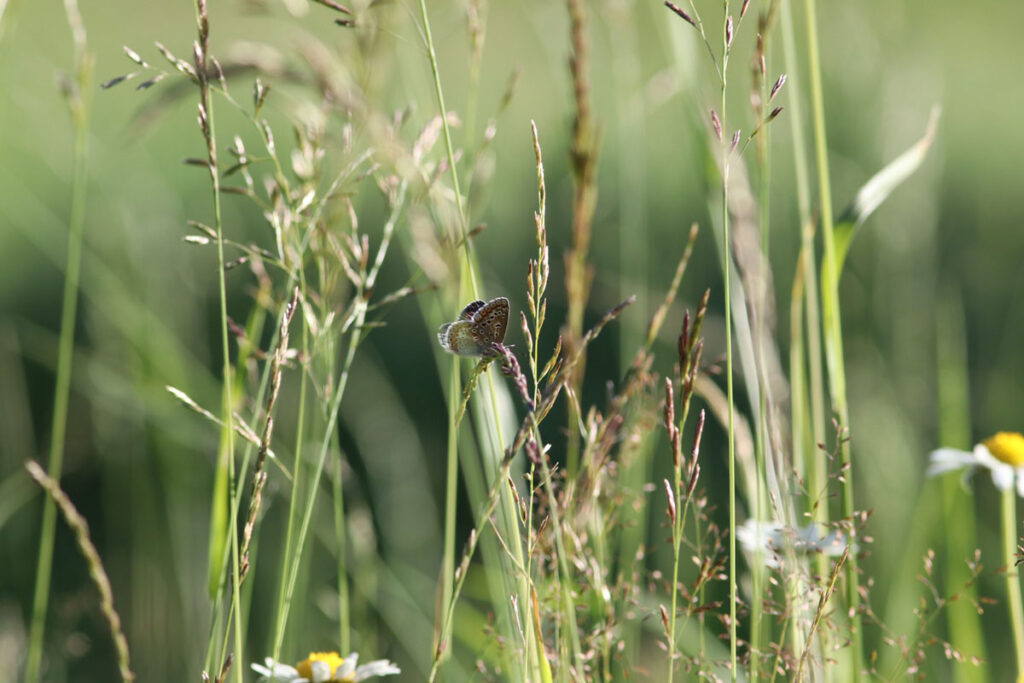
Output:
top-left (251, 659), bottom-right (301, 682)
top-left (354, 659), bottom-right (403, 680)
top-left (926, 448), bottom-right (977, 477)
top-left (310, 660), bottom-right (332, 683)
top-left (337, 653), bottom-right (358, 678)
top-left (990, 461), bottom-right (1015, 491)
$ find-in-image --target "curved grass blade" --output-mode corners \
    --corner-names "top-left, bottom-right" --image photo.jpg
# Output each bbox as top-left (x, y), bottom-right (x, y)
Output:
top-left (829, 106), bottom-right (941, 278)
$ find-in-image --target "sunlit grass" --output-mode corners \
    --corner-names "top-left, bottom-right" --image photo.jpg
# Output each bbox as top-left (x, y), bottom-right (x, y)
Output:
top-left (4, 1), bottom-right (1021, 682)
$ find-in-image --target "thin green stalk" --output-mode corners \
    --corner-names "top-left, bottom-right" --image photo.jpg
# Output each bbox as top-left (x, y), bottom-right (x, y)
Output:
top-left (207, 343), bottom-right (268, 673)
top-left (433, 0), bottom-right (487, 663)
top-left (750, 11), bottom-right (775, 678)
top-left (417, 4), bottom-right (478, 657)
top-left (464, 375), bottom-right (530, 677)
top-left (779, 0), bottom-right (820, 440)
top-left (476, 375), bottom-right (533, 674)
top-left (534, 432), bottom-right (584, 678)
top-left (667, 0), bottom-right (739, 674)
top-left (417, 1), bottom-right (533, 677)
top-left (564, 0), bottom-right (599, 480)
top-left (438, 356), bottom-right (460, 653)
top-left (724, 172), bottom-right (738, 682)
top-left (750, 423), bottom-right (765, 679)
top-left (273, 181), bottom-right (407, 655)
top-left (428, 407), bottom-right (530, 681)
top-left (209, 141), bottom-right (360, 667)
top-left (200, 141), bottom-right (325, 671)
top-left (1002, 488), bottom-right (1024, 681)
top-left (786, 260), bottom-right (824, 672)
top-left (192, 3), bottom-right (244, 675)
top-left (719, 3), bottom-right (738, 678)
top-left (429, 444), bottom-right (517, 682)
top-left (781, 1), bottom-right (827, 665)
top-left (272, 302), bottom-right (309, 661)
top-left (524, 122), bottom-right (548, 676)
top-left (25, 3), bottom-right (90, 678)
top-left (265, 152), bottom-right (370, 664)
top-left (667, 487), bottom-right (683, 683)
top-left (428, 291), bottom-right (631, 682)
top-left (275, 316), bottom-right (363, 656)
top-left (667, 416), bottom-right (699, 683)
top-left (666, 281), bottom-right (704, 679)
top-left (609, 7), bottom-right (649, 671)
top-left (935, 292), bottom-right (986, 681)
top-left (803, 0), bottom-right (861, 674)
top-left (524, 476), bottom-right (538, 679)
top-left (332, 435), bottom-right (350, 654)
top-left (780, 0), bottom-right (825, 529)
top-left (207, 249), bottom-right (311, 670)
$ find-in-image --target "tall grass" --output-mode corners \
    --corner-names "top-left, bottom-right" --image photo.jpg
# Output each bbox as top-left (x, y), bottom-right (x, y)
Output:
top-left (24, 1), bottom-right (92, 680)
top-left (6, 0), bottom-right (1018, 681)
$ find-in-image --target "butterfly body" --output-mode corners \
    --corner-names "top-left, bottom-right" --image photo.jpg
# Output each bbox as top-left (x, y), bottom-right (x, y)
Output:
top-left (437, 297), bottom-right (509, 356)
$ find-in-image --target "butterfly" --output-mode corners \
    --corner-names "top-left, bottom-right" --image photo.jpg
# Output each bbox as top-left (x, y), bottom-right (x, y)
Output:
top-left (437, 296), bottom-right (510, 357)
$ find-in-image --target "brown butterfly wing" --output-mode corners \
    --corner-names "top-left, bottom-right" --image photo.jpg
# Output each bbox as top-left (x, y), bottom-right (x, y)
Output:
top-left (471, 297), bottom-right (509, 345)
top-left (458, 300), bottom-right (487, 321)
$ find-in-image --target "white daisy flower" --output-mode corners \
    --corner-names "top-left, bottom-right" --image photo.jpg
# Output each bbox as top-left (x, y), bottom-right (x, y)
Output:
top-left (251, 651), bottom-right (400, 682)
top-left (737, 519), bottom-right (848, 569)
top-left (928, 432), bottom-right (1024, 497)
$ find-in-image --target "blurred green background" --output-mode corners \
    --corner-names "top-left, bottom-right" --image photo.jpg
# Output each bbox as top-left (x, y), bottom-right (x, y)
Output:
top-left (2, 0), bottom-right (1023, 680)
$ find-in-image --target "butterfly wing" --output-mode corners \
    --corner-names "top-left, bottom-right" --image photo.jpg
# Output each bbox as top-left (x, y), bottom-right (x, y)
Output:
top-left (437, 322), bottom-right (454, 351)
top-left (458, 300), bottom-right (487, 321)
top-left (438, 320), bottom-right (485, 356)
top-left (438, 297), bottom-right (509, 356)
top-left (471, 297), bottom-right (509, 345)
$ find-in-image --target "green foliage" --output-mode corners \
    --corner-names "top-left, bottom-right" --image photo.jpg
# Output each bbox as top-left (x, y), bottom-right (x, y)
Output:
top-left (2, 1), bottom-right (1022, 682)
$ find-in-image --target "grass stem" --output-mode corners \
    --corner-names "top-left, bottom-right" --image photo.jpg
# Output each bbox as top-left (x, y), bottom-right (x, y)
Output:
top-left (25, 4), bottom-right (91, 677)
top-left (802, 0), bottom-right (862, 674)
top-left (1002, 488), bottom-right (1024, 680)
top-left (719, 2), bottom-right (738, 678)
top-left (417, 2), bottom-right (534, 677)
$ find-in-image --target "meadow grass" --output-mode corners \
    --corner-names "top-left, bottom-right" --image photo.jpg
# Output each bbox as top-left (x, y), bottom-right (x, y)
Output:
top-left (4, 0), bottom-right (1021, 681)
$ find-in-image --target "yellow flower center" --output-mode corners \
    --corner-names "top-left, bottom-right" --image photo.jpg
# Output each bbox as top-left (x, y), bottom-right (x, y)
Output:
top-left (983, 432), bottom-right (1024, 468)
top-left (295, 652), bottom-right (348, 681)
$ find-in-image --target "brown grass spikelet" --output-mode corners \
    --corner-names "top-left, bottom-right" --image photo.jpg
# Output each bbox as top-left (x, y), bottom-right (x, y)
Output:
top-left (25, 461), bottom-right (134, 683)
top-left (664, 1), bottom-right (696, 27)
top-left (711, 109), bottom-right (723, 141)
